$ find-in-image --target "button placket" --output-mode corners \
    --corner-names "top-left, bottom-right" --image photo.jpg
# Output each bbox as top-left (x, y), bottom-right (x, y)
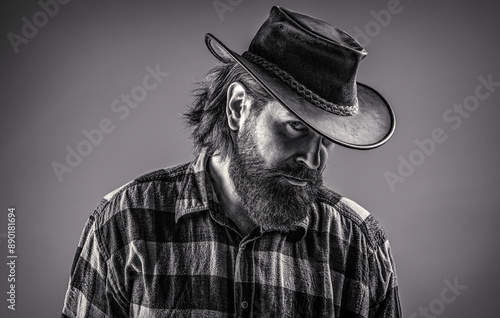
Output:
top-left (234, 229), bottom-right (265, 316)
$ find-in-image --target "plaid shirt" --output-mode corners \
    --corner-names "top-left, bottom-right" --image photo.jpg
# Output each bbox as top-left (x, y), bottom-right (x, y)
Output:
top-left (62, 151), bottom-right (401, 317)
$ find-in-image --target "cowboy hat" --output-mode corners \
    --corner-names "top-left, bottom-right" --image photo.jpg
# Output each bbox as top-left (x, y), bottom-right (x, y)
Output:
top-left (205, 6), bottom-right (395, 149)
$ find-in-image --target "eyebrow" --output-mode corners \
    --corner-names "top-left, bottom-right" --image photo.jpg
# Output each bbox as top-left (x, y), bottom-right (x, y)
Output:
top-left (282, 112), bottom-right (305, 124)
top-left (270, 100), bottom-right (306, 124)
top-left (278, 106), bottom-right (300, 120)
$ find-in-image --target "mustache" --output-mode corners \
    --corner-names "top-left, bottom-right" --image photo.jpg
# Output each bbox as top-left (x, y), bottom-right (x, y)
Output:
top-left (263, 163), bottom-right (323, 184)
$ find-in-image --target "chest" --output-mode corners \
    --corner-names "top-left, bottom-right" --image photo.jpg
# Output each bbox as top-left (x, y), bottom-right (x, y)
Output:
top-left (121, 229), bottom-right (367, 317)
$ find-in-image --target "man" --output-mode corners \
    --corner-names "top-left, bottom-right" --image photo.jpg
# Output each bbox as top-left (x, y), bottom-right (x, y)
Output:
top-left (62, 6), bottom-right (401, 318)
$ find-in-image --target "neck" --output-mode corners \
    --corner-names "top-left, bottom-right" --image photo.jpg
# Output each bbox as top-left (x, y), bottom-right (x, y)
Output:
top-left (208, 154), bottom-right (256, 236)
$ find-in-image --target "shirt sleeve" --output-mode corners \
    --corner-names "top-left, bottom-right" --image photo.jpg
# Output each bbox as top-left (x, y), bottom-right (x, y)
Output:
top-left (368, 239), bottom-right (402, 318)
top-left (61, 213), bottom-right (129, 318)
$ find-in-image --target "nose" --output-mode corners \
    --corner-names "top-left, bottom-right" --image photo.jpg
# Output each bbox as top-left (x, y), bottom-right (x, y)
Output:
top-left (295, 133), bottom-right (334, 170)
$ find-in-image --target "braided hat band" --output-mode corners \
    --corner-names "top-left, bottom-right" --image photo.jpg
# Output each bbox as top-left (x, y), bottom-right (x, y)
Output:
top-left (242, 51), bottom-right (359, 116)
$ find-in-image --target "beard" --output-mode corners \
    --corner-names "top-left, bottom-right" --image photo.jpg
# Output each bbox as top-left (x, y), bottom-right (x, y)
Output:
top-left (227, 116), bottom-right (323, 233)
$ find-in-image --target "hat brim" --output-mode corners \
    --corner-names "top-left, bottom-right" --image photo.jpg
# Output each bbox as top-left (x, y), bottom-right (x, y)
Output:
top-left (205, 33), bottom-right (395, 149)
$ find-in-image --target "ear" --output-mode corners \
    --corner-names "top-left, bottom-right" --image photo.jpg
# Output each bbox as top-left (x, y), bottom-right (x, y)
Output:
top-left (226, 82), bottom-right (251, 131)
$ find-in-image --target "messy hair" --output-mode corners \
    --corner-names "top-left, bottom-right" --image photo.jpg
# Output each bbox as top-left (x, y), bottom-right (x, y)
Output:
top-left (184, 61), bottom-right (272, 160)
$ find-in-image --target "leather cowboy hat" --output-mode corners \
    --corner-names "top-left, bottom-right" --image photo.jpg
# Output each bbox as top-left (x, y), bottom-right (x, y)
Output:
top-left (205, 6), bottom-right (395, 149)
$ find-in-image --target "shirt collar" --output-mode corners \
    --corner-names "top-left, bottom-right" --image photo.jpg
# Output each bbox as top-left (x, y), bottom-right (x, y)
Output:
top-left (174, 150), bottom-right (218, 222)
top-left (174, 150), bottom-right (309, 240)
top-left (286, 214), bottom-right (309, 242)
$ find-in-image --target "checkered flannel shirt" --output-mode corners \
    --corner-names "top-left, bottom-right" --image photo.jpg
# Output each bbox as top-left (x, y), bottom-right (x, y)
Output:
top-left (61, 151), bottom-right (401, 317)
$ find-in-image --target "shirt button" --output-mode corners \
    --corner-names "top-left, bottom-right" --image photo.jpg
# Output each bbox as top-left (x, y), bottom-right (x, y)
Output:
top-left (241, 301), bottom-right (248, 309)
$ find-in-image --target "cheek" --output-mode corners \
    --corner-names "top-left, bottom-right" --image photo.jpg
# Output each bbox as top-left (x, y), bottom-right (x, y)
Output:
top-left (254, 125), bottom-right (295, 165)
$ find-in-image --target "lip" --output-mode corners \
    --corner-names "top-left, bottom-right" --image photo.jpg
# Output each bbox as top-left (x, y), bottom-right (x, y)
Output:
top-left (282, 175), bottom-right (308, 187)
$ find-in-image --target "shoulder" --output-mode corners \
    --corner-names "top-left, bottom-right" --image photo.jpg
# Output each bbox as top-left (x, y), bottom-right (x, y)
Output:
top-left (314, 187), bottom-right (388, 251)
top-left (99, 162), bottom-right (189, 211)
top-left (88, 163), bottom-right (191, 252)
top-left (315, 187), bottom-right (399, 306)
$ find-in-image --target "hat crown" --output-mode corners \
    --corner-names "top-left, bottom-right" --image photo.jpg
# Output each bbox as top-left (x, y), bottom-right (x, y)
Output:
top-left (248, 6), bottom-right (366, 107)
top-left (284, 7), bottom-right (366, 56)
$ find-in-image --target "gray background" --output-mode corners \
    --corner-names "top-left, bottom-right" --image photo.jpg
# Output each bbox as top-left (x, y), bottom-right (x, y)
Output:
top-left (1, 0), bottom-right (499, 316)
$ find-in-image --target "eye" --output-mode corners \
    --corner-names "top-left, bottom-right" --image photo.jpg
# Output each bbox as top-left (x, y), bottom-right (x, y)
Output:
top-left (286, 121), bottom-right (309, 134)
